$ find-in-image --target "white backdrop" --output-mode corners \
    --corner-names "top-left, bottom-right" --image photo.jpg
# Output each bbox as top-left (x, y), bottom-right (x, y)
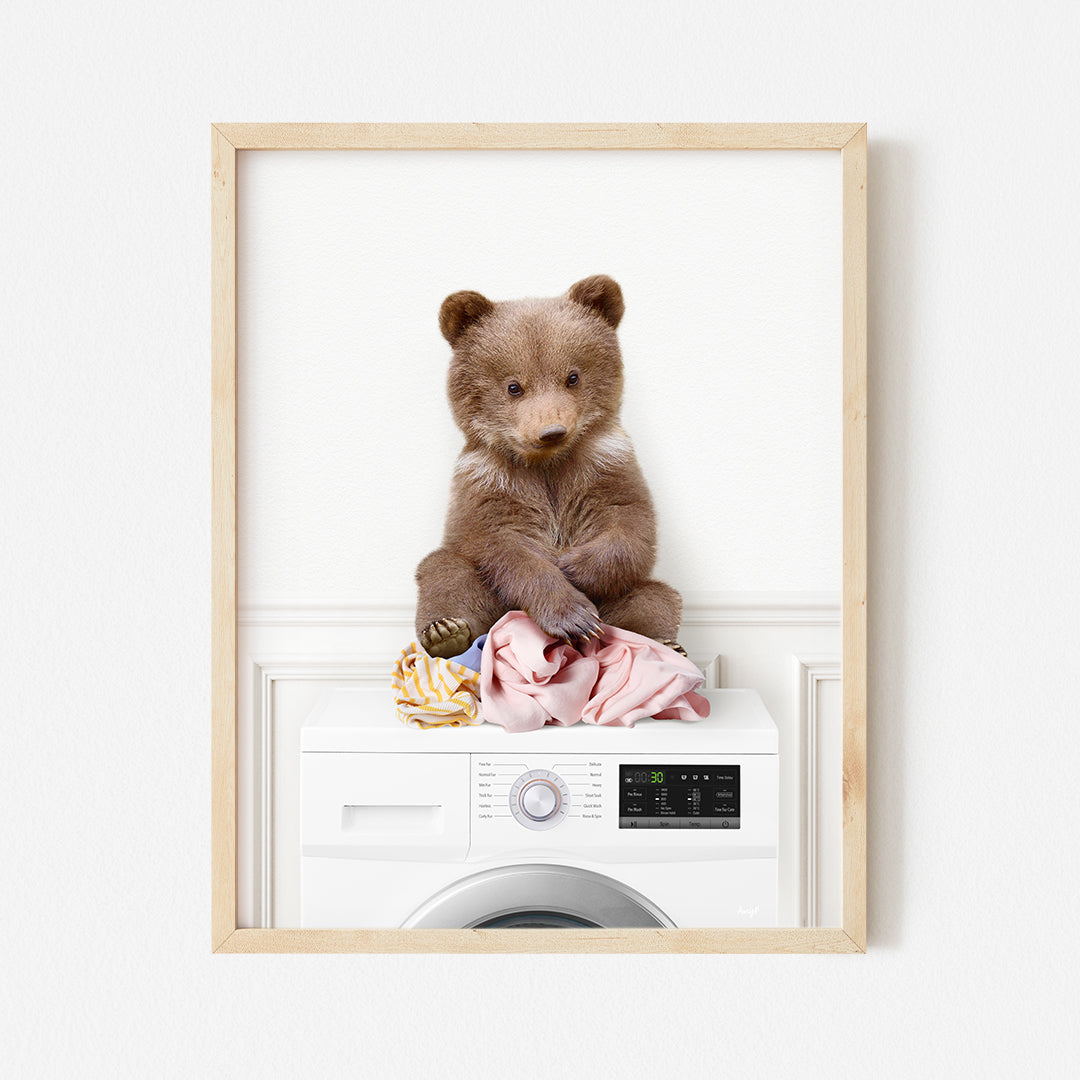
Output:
top-left (4, 1), bottom-right (1079, 1078)
top-left (237, 149), bottom-right (840, 601)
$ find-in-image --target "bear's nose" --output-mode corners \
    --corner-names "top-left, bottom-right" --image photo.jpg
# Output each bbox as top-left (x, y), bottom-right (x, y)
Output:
top-left (537, 425), bottom-right (568, 445)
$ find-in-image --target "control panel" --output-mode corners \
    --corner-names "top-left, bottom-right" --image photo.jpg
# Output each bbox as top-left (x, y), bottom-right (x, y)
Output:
top-left (469, 753), bottom-right (773, 861)
top-left (474, 757), bottom-right (604, 825)
top-left (619, 765), bottom-right (740, 829)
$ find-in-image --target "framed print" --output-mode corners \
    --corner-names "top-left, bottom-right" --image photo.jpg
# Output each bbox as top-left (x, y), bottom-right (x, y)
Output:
top-left (211, 123), bottom-right (866, 953)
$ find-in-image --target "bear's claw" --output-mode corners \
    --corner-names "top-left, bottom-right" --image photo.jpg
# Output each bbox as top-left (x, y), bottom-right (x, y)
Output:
top-left (529, 602), bottom-right (605, 649)
top-left (420, 617), bottom-right (473, 659)
top-left (659, 639), bottom-right (688, 658)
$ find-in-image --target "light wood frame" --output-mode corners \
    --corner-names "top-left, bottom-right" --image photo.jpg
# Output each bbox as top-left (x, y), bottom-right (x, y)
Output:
top-left (212, 122), bottom-right (867, 954)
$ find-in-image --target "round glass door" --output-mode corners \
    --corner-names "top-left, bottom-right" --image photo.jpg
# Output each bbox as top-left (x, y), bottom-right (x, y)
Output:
top-left (402, 864), bottom-right (674, 929)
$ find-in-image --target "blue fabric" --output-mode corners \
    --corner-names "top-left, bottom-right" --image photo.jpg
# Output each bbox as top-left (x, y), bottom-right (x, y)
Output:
top-left (449, 634), bottom-right (487, 674)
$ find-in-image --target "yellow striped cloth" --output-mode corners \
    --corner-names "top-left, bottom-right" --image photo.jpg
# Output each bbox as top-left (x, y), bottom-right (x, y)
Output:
top-left (391, 641), bottom-right (483, 728)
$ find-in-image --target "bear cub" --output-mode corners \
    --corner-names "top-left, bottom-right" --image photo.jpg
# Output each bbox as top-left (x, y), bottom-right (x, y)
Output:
top-left (416, 274), bottom-right (683, 659)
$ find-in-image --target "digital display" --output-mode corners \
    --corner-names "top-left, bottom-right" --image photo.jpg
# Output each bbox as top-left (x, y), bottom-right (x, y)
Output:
top-left (619, 764), bottom-right (740, 829)
top-left (625, 770), bottom-right (667, 785)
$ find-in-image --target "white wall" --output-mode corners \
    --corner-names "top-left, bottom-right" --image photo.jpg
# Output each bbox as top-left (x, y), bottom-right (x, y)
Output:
top-left (237, 149), bottom-right (840, 598)
top-left (4, 2), bottom-right (1079, 1077)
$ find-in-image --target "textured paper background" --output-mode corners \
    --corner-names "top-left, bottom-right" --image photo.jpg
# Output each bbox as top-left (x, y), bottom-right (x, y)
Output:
top-left (3, 1), bottom-right (1078, 1077)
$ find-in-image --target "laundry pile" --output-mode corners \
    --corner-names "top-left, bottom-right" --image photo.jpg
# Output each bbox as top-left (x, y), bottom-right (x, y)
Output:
top-left (390, 641), bottom-right (484, 729)
top-left (392, 610), bottom-right (709, 731)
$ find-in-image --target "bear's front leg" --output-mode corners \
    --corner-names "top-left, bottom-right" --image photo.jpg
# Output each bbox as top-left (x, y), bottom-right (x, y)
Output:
top-left (555, 528), bottom-right (655, 602)
top-left (415, 548), bottom-right (503, 658)
top-left (479, 540), bottom-right (603, 645)
top-left (596, 579), bottom-right (683, 646)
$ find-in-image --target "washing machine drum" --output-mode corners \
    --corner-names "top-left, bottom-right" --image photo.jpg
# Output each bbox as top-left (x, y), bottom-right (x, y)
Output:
top-left (402, 864), bottom-right (674, 929)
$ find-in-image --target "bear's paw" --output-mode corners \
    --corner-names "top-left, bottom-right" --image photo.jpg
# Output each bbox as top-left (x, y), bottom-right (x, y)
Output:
top-left (528, 595), bottom-right (604, 648)
top-left (420, 617), bottom-right (473, 660)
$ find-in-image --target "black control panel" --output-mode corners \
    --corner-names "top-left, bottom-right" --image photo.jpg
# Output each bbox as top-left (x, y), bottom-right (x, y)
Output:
top-left (619, 765), bottom-right (740, 829)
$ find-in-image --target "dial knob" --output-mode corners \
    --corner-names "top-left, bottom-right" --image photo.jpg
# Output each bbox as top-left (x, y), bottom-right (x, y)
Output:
top-left (509, 769), bottom-right (570, 830)
top-left (520, 779), bottom-right (560, 820)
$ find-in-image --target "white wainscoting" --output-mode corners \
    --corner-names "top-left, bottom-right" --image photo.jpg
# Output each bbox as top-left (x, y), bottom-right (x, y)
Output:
top-left (236, 593), bottom-right (841, 930)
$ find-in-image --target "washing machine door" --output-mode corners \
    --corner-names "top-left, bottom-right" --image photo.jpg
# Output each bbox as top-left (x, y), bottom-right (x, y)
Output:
top-left (401, 864), bottom-right (674, 929)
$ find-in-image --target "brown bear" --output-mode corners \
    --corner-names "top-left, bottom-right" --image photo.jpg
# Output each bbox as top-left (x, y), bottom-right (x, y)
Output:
top-left (415, 274), bottom-right (684, 659)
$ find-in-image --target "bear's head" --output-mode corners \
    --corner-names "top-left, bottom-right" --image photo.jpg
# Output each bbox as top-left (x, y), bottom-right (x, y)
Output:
top-left (439, 275), bottom-right (626, 465)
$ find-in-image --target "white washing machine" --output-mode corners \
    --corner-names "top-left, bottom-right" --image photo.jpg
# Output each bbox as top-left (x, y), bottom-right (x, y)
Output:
top-left (301, 687), bottom-right (778, 929)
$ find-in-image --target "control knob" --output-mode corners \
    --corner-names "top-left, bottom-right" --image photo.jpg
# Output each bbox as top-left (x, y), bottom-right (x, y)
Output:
top-left (509, 769), bottom-right (570, 830)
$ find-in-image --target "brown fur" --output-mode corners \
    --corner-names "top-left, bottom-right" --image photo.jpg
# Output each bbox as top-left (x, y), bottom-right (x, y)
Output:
top-left (415, 275), bottom-right (682, 651)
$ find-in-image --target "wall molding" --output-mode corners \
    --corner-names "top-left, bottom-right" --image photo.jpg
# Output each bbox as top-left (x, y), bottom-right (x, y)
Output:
top-left (794, 654), bottom-right (842, 928)
top-left (681, 592), bottom-right (840, 627)
top-left (248, 656), bottom-right (389, 927)
top-left (239, 591), bottom-right (841, 628)
top-left (240, 600), bottom-right (415, 627)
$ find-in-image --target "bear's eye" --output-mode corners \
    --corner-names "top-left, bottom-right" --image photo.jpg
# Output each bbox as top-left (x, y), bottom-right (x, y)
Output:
top-left (507, 382), bottom-right (523, 397)
top-left (566, 371), bottom-right (580, 387)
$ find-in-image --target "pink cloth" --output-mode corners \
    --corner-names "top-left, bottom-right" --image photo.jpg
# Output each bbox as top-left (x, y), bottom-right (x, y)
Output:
top-left (479, 611), bottom-right (710, 732)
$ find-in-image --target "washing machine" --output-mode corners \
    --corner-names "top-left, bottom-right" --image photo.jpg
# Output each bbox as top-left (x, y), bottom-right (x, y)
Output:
top-left (300, 687), bottom-right (778, 929)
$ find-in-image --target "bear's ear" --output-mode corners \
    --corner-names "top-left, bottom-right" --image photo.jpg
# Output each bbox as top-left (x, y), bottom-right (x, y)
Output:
top-left (439, 290), bottom-right (495, 346)
top-left (566, 275), bottom-right (625, 329)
